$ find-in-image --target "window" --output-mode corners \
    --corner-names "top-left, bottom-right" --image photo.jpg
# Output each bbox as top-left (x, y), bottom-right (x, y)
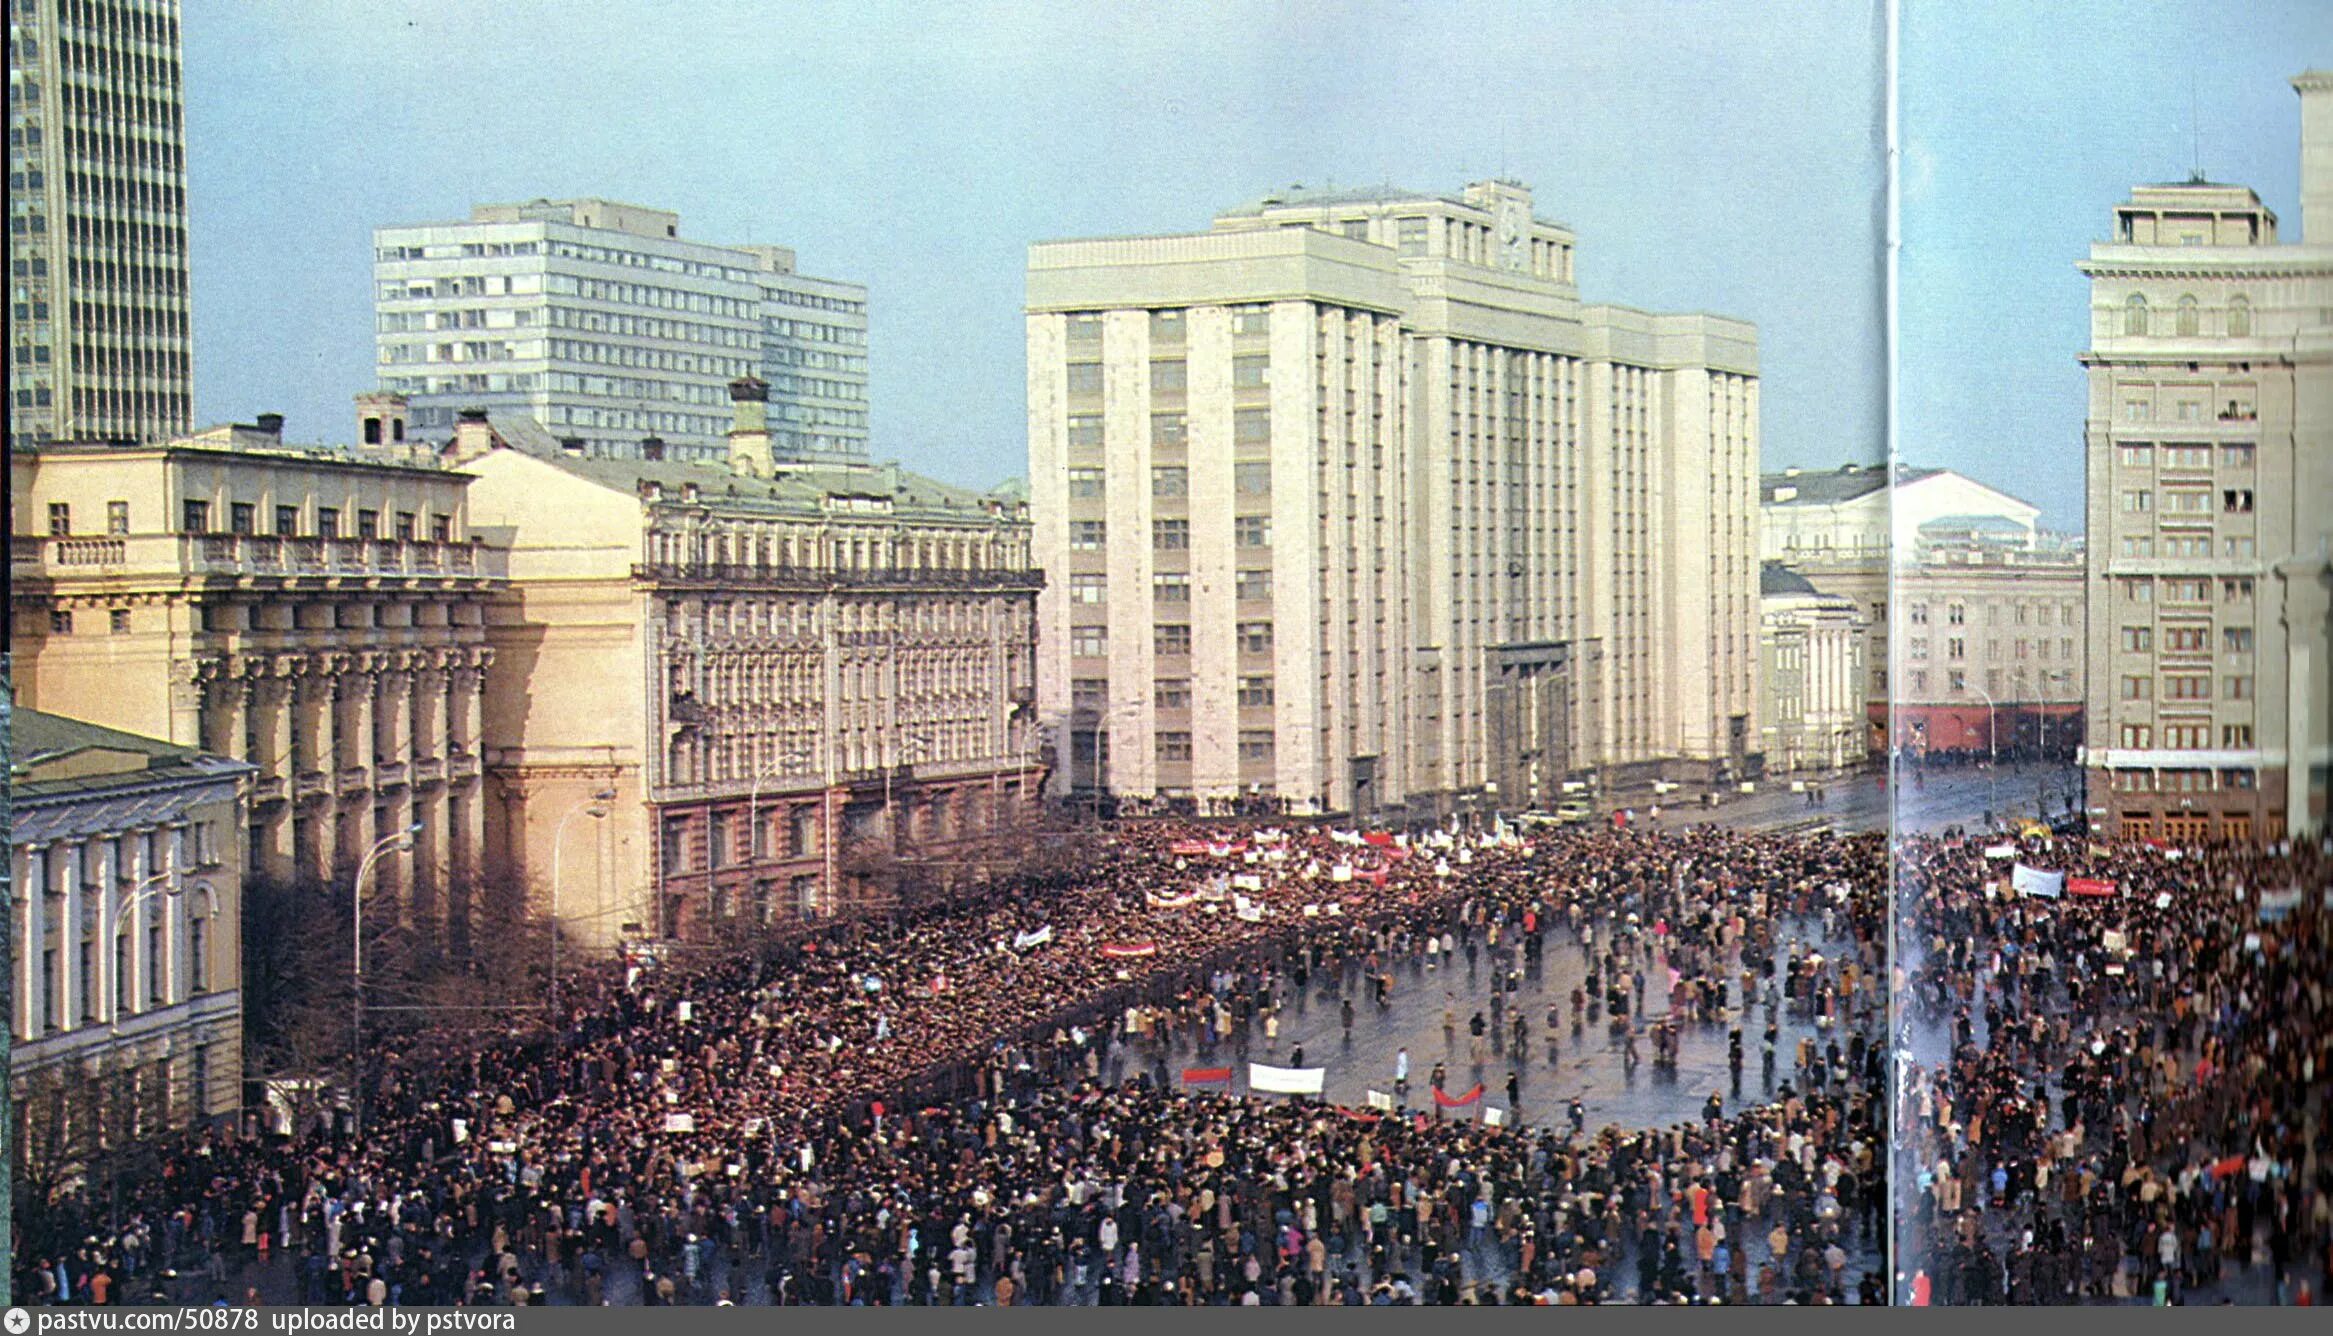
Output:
top-left (230, 504), bottom-right (256, 535)
top-left (1232, 354), bottom-right (1270, 388)
top-left (1153, 519), bottom-right (1190, 551)
top-left (1150, 309), bottom-right (1186, 343)
top-left (2123, 293), bottom-right (2148, 335)
top-left (2125, 398), bottom-right (2151, 421)
top-left (1908, 604), bottom-right (1929, 625)
top-left (1156, 732), bottom-right (1193, 763)
top-left (2121, 489), bottom-right (2152, 513)
top-left (1946, 637), bottom-right (1965, 660)
top-left (2176, 295), bottom-right (2199, 336)
top-left (106, 501), bottom-right (129, 535)
top-left (1065, 362), bottom-right (1103, 394)
top-left (1234, 408), bottom-right (1271, 444)
top-left (2223, 675), bottom-right (2252, 700)
top-left (1397, 217), bottom-right (1429, 256)
top-left (2221, 724), bottom-right (2254, 749)
top-left (48, 610), bottom-right (72, 634)
top-left (1069, 521), bottom-right (1107, 551)
top-left (1238, 621), bottom-right (1274, 654)
top-left (432, 516), bottom-right (452, 543)
top-left (2119, 724), bottom-right (2151, 748)
top-left (2121, 627), bottom-right (2153, 653)
top-left (2221, 443), bottom-right (2254, 470)
top-left (110, 609), bottom-right (130, 635)
top-left (1151, 413), bottom-right (1187, 448)
top-left (1947, 670), bottom-right (1966, 693)
top-left (2222, 578), bottom-right (2254, 604)
top-left (1946, 604), bottom-right (1965, 625)
top-left (1234, 515), bottom-right (1272, 548)
top-left (2161, 444), bottom-right (2210, 470)
top-left (1238, 676), bottom-right (1275, 707)
top-left (789, 808), bottom-right (818, 857)
top-left (1236, 569), bottom-right (1273, 601)
top-left (2119, 676), bottom-right (2153, 701)
top-left (1070, 626), bottom-right (1107, 657)
top-left (357, 510), bottom-right (379, 539)
top-left (2222, 489), bottom-right (2253, 514)
top-left (1154, 623), bottom-right (1193, 656)
top-left (1907, 637), bottom-right (1929, 660)
top-left (1152, 466), bottom-right (1188, 499)
top-left (317, 507), bottom-right (340, 538)
top-left (1069, 574), bottom-right (1107, 605)
top-left (2227, 295), bottom-right (2251, 337)
top-left (2118, 443), bottom-right (2153, 468)
top-left (1341, 219), bottom-right (1369, 241)
top-left (1067, 466), bottom-right (1106, 499)
top-left (2124, 578), bottom-right (2154, 604)
top-left (1154, 678), bottom-right (1191, 709)
top-left (181, 500), bottom-right (210, 534)
top-left (2163, 675), bottom-right (2210, 701)
top-left (1066, 415), bottom-right (1103, 447)
top-left (1234, 462), bottom-right (1272, 496)
top-left (1152, 573), bottom-right (1191, 603)
top-left (1230, 305), bottom-right (1270, 336)
top-left (1071, 678), bottom-right (1109, 710)
top-left (2164, 626), bottom-right (2208, 652)
top-left (274, 504), bottom-right (298, 536)
top-left (46, 502), bottom-right (70, 536)
top-left (1065, 313), bottom-right (1103, 345)
top-left (1238, 730), bottom-right (1276, 764)
top-left (2223, 627), bottom-right (2254, 652)
top-left (1150, 360), bottom-right (1187, 393)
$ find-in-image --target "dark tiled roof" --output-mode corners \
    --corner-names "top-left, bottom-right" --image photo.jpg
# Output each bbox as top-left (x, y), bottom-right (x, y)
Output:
top-left (1760, 463), bottom-right (1934, 506)
top-left (1760, 563), bottom-right (1822, 597)
top-left (9, 707), bottom-right (250, 803)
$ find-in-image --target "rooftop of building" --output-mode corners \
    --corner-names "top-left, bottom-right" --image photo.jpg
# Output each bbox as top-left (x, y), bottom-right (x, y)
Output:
top-left (473, 412), bottom-right (1026, 526)
top-left (10, 706), bottom-right (251, 805)
top-left (23, 420), bottom-right (469, 478)
top-left (1759, 462), bottom-right (1934, 505)
top-left (1759, 562), bottom-right (1822, 597)
top-left (1214, 177), bottom-right (1573, 232)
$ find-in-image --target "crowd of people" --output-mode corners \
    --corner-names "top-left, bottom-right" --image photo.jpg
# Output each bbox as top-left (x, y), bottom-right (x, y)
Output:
top-left (15, 820), bottom-right (1887, 1305)
top-left (1896, 831), bottom-right (2331, 1304)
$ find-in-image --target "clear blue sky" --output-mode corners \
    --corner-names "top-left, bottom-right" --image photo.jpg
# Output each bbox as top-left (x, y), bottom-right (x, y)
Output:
top-left (184, 0), bottom-right (1884, 490)
top-left (1900, 0), bottom-right (2330, 532)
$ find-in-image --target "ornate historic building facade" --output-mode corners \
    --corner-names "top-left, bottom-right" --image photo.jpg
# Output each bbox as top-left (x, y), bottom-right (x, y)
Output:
top-left (8, 418), bottom-right (501, 923)
top-left (454, 382), bottom-right (1040, 947)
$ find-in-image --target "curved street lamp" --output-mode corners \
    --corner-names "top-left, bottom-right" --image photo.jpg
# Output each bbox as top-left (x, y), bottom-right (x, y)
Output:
top-left (551, 792), bottom-right (617, 996)
top-left (350, 823), bottom-right (421, 1137)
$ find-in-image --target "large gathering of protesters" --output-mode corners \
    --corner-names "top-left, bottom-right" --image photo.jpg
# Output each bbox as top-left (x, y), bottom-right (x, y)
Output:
top-left (16, 820), bottom-right (1888, 1305)
top-left (1896, 831), bottom-right (2331, 1304)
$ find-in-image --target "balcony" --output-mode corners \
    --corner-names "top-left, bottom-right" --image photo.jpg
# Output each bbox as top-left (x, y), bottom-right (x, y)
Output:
top-left (374, 761), bottom-right (409, 789)
top-left (294, 770), bottom-right (333, 802)
top-left (630, 561), bottom-right (1044, 594)
top-left (337, 766), bottom-right (372, 796)
top-left (411, 758), bottom-right (446, 787)
top-left (448, 753), bottom-right (481, 782)
top-left (11, 533), bottom-right (505, 585)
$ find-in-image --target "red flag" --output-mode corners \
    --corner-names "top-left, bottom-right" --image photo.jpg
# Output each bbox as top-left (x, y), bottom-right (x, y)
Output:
top-left (2068, 877), bottom-right (2118, 898)
top-left (1182, 1066), bottom-right (1233, 1085)
top-left (1363, 832), bottom-right (1395, 847)
top-left (1102, 942), bottom-right (1158, 959)
top-left (1434, 1083), bottom-right (1485, 1108)
top-left (2210, 1154), bottom-right (2246, 1179)
top-left (1171, 840), bottom-right (1209, 856)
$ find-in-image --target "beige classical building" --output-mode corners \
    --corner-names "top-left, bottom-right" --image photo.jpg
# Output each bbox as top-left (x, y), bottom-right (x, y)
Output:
top-left (1758, 564), bottom-right (1869, 776)
top-left (1892, 519), bottom-right (2087, 763)
top-left (6, 0), bottom-right (194, 450)
top-left (2078, 71), bottom-right (2333, 844)
top-left (1028, 180), bottom-right (1760, 818)
top-left (454, 381), bottom-right (1041, 947)
top-left (8, 417), bottom-right (502, 925)
top-left (11, 708), bottom-right (250, 1152)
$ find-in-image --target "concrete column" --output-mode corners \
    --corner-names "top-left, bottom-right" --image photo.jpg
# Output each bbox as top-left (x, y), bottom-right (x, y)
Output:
top-left (2283, 566), bottom-right (2329, 837)
top-left (257, 679), bottom-right (296, 883)
top-left (59, 841), bottom-right (82, 1031)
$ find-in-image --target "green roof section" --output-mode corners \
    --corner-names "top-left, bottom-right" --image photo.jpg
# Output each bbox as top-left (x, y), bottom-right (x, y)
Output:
top-left (9, 706), bottom-right (251, 800)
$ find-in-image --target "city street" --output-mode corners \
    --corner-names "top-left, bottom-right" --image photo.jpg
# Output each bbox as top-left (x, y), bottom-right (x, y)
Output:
top-left (1604, 760), bottom-right (2086, 840)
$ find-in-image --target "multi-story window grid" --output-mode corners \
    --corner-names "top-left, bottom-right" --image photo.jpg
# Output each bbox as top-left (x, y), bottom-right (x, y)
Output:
top-left (375, 201), bottom-right (867, 461)
top-left (8, 0), bottom-right (194, 449)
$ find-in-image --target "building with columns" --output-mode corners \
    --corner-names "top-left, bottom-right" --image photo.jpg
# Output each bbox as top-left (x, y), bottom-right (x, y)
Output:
top-left (1758, 564), bottom-right (1869, 777)
top-left (1028, 179), bottom-right (1760, 819)
top-left (453, 380), bottom-right (1041, 947)
top-left (8, 416), bottom-right (502, 925)
top-left (11, 708), bottom-right (249, 1152)
top-left (2078, 70), bottom-right (2333, 843)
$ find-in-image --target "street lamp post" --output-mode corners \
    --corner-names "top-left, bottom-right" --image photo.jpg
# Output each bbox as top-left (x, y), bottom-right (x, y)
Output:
top-left (350, 823), bottom-right (421, 1138)
top-left (104, 859), bottom-right (193, 1232)
top-left (1970, 682), bottom-right (1999, 825)
top-left (884, 730), bottom-right (935, 852)
top-left (1085, 699), bottom-right (1142, 821)
top-left (551, 792), bottom-right (617, 998)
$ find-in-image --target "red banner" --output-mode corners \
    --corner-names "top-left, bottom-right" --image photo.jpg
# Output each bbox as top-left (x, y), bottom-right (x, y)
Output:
top-left (1362, 832), bottom-right (1395, 847)
top-left (1182, 1066), bottom-right (1233, 1085)
top-left (1170, 841), bottom-right (1210, 856)
top-left (1102, 942), bottom-right (1158, 959)
top-left (1433, 1083), bottom-right (1485, 1108)
top-left (2068, 877), bottom-right (2119, 898)
top-left (2209, 1154), bottom-right (2247, 1179)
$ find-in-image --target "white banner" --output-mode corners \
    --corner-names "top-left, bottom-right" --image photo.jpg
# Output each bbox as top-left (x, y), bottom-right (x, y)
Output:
top-left (1364, 1089), bottom-right (1394, 1111)
top-left (1248, 1063), bottom-right (1326, 1095)
top-left (1012, 925), bottom-right (1055, 950)
top-left (1983, 844), bottom-right (2016, 860)
top-left (1482, 1107), bottom-right (1505, 1128)
top-left (1232, 874), bottom-right (1264, 892)
top-left (2012, 863), bottom-right (2065, 899)
top-left (677, 1000), bottom-right (694, 1023)
top-left (1234, 893), bottom-right (1264, 922)
top-left (1331, 863), bottom-right (1355, 883)
top-left (2259, 886), bottom-right (2303, 919)
top-left (663, 1113), bottom-right (696, 1133)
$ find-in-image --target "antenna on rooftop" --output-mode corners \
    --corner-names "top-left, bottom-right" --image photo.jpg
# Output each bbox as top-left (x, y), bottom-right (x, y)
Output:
top-left (2190, 72), bottom-right (2204, 183)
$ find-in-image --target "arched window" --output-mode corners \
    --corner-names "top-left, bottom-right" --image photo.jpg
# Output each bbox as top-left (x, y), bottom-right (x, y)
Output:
top-left (2228, 295), bottom-right (2251, 337)
top-left (2124, 293), bottom-right (2148, 336)
top-left (2176, 294), bottom-right (2199, 337)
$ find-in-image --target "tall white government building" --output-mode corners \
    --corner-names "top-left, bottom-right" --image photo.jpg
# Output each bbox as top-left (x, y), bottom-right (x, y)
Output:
top-left (2079, 71), bottom-right (2333, 844)
top-left (374, 199), bottom-right (868, 463)
top-left (6, 0), bottom-right (194, 450)
top-left (1029, 180), bottom-right (1760, 818)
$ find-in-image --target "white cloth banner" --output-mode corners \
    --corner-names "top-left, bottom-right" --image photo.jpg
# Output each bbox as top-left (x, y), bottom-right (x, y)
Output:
top-left (663, 1113), bottom-right (697, 1133)
top-left (1248, 1063), bottom-right (1326, 1095)
top-left (677, 1001), bottom-right (694, 1023)
top-left (2258, 886), bottom-right (2303, 919)
top-left (1331, 863), bottom-right (1355, 883)
top-left (1232, 873), bottom-right (1264, 892)
top-left (1235, 894), bottom-right (1265, 923)
top-left (2012, 863), bottom-right (2065, 899)
top-left (1012, 925), bottom-right (1055, 949)
top-left (1482, 1107), bottom-right (1505, 1128)
top-left (1364, 1089), bottom-right (1394, 1111)
top-left (1983, 844), bottom-right (2016, 860)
